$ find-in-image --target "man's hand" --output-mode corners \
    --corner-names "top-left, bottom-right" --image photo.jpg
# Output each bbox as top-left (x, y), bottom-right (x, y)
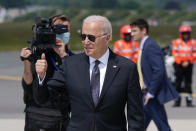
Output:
top-left (53, 38), bottom-right (67, 58)
top-left (20, 47), bottom-right (32, 62)
top-left (36, 53), bottom-right (48, 80)
top-left (182, 61), bottom-right (189, 68)
top-left (21, 47), bottom-right (33, 84)
top-left (144, 95), bottom-right (152, 105)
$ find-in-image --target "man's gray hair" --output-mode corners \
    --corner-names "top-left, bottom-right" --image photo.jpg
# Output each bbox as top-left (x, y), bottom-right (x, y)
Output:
top-left (83, 15), bottom-right (112, 40)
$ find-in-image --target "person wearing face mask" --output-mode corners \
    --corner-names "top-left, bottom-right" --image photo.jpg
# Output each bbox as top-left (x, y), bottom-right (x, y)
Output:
top-left (53, 15), bottom-right (74, 57)
top-left (113, 24), bottom-right (139, 63)
top-left (172, 25), bottom-right (196, 107)
top-left (21, 15), bottom-right (73, 131)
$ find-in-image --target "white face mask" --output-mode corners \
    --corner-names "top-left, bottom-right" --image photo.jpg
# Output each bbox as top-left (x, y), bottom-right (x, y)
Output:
top-left (56, 32), bottom-right (70, 45)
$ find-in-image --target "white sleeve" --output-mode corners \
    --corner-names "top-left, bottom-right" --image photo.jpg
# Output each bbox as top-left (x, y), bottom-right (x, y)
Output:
top-left (146, 92), bottom-right (154, 98)
top-left (37, 73), bottom-right (46, 85)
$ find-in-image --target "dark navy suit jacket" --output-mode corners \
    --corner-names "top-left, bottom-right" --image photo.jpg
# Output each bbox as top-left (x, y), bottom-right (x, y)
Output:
top-left (141, 37), bottom-right (179, 104)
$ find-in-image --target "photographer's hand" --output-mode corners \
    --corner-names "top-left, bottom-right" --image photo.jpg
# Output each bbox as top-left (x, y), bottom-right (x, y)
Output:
top-left (182, 61), bottom-right (189, 68)
top-left (21, 47), bottom-right (33, 84)
top-left (21, 47), bottom-right (32, 59)
top-left (54, 38), bottom-right (67, 58)
top-left (36, 53), bottom-right (48, 80)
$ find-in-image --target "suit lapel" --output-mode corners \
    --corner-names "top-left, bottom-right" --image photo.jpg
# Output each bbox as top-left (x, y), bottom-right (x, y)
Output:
top-left (97, 51), bottom-right (120, 106)
top-left (141, 37), bottom-right (150, 67)
top-left (142, 37), bottom-right (150, 52)
top-left (79, 54), bottom-right (95, 108)
top-left (79, 51), bottom-right (120, 108)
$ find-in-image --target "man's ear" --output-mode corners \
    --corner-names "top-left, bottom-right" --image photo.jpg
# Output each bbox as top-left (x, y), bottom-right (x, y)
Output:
top-left (142, 28), bottom-right (147, 35)
top-left (106, 34), bottom-right (111, 41)
top-left (104, 34), bottom-right (111, 45)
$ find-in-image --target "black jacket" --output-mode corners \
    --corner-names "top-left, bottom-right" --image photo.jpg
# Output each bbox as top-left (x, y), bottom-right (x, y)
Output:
top-left (22, 48), bottom-right (73, 119)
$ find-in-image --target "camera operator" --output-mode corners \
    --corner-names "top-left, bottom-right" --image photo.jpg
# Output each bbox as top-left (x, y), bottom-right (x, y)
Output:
top-left (21, 15), bottom-right (73, 131)
top-left (52, 15), bottom-right (74, 57)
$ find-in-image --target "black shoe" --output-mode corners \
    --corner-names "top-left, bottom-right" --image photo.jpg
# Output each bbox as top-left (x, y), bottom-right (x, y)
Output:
top-left (187, 103), bottom-right (194, 107)
top-left (186, 97), bottom-right (194, 107)
top-left (173, 97), bottom-right (181, 107)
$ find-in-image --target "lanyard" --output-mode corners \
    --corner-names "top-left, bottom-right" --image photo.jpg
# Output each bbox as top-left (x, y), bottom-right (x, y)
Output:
top-left (50, 56), bottom-right (59, 71)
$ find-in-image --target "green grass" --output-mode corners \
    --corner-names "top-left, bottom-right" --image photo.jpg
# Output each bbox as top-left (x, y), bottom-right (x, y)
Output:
top-left (1, 22), bottom-right (196, 51)
top-left (0, 22), bottom-right (32, 51)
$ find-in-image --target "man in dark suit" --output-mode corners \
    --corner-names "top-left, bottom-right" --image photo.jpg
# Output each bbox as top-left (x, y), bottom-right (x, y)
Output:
top-left (131, 19), bottom-right (179, 131)
top-left (35, 15), bottom-right (144, 131)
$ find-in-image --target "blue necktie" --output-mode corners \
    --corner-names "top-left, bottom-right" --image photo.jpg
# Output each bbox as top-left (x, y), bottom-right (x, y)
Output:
top-left (91, 60), bottom-right (100, 106)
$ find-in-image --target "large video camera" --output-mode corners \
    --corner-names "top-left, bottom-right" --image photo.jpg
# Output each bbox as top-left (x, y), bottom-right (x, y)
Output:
top-left (27, 17), bottom-right (68, 61)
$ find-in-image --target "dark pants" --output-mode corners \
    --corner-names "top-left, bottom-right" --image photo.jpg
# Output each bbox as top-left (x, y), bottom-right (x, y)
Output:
top-left (24, 114), bottom-right (68, 131)
top-left (174, 63), bottom-right (193, 94)
top-left (25, 126), bottom-right (59, 131)
top-left (143, 93), bottom-right (171, 131)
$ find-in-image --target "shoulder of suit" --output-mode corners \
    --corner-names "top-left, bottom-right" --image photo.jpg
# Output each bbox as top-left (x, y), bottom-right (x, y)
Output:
top-left (147, 38), bottom-right (156, 44)
top-left (145, 38), bottom-right (162, 51)
top-left (67, 52), bottom-right (84, 58)
top-left (63, 52), bottom-right (84, 63)
top-left (146, 38), bottom-right (159, 46)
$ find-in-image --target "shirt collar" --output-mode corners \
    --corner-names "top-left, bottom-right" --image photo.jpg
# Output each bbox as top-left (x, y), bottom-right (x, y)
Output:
top-left (89, 48), bottom-right (109, 65)
top-left (140, 35), bottom-right (149, 49)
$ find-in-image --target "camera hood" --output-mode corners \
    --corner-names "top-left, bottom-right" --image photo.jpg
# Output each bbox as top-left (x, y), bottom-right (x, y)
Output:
top-left (53, 24), bottom-right (68, 34)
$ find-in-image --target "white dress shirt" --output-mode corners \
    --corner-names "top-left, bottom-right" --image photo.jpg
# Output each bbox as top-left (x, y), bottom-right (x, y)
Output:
top-left (89, 48), bottom-right (109, 96)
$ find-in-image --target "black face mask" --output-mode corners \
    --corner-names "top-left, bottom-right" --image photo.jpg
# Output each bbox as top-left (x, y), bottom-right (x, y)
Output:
top-left (123, 33), bottom-right (132, 42)
top-left (181, 32), bottom-right (191, 42)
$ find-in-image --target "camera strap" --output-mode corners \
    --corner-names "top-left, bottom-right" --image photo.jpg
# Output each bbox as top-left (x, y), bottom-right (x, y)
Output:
top-left (50, 56), bottom-right (59, 71)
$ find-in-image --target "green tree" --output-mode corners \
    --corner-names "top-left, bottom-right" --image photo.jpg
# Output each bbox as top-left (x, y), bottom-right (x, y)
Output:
top-left (120, 1), bottom-right (140, 9)
top-left (0, 0), bottom-right (28, 8)
top-left (164, 1), bottom-right (181, 10)
top-left (92, 0), bottom-right (118, 9)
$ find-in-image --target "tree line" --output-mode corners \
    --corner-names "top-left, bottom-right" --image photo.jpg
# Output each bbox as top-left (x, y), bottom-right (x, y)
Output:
top-left (1, 0), bottom-right (195, 10)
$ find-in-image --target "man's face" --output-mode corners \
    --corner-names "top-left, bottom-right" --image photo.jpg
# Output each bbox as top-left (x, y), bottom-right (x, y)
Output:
top-left (54, 19), bottom-right (70, 32)
top-left (181, 32), bottom-right (191, 41)
top-left (131, 26), bottom-right (145, 42)
top-left (82, 21), bottom-right (110, 59)
top-left (123, 33), bottom-right (132, 42)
